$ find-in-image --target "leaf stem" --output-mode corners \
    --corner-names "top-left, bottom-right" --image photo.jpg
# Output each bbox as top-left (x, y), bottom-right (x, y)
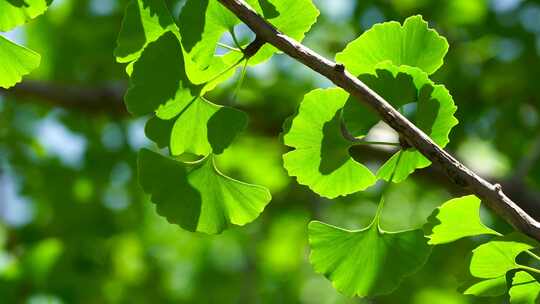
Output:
top-left (518, 265), bottom-right (540, 275)
top-left (375, 150), bottom-right (404, 225)
top-left (525, 250), bottom-right (540, 261)
top-left (230, 28), bottom-right (244, 51)
top-left (231, 58), bottom-right (249, 104)
top-left (202, 56), bottom-right (246, 91)
top-left (217, 42), bottom-right (242, 53)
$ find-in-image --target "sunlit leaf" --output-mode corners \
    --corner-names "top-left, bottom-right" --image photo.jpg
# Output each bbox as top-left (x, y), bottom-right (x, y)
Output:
top-left (169, 97), bottom-right (247, 157)
top-left (470, 233), bottom-right (537, 279)
top-left (179, 0), bottom-right (318, 81)
top-left (124, 31), bottom-right (196, 116)
top-left (0, 0), bottom-right (50, 32)
top-left (308, 203), bottom-right (431, 297)
top-left (138, 149), bottom-right (271, 234)
top-left (336, 15), bottom-right (448, 76)
top-left (114, 0), bottom-right (176, 64)
top-left (343, 64), bottom-right (458, 183)
top-left (509, 271), bottom-right (540, 304)
top-left (282, 88), bottom-right (376, 198)
top-left (425, 195), bottom-right (499, 245)
top-left (0, 35), bottom-right (40, 89)
top-left (462, 276), bottom-right (507, 297)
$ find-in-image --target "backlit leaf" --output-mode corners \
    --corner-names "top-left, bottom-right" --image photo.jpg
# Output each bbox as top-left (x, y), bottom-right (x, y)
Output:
top-left (308, 203), bottom-right (431, 297)
top-left (179, 0), bottom-right (318, 80)
top-left (343, 63), bottom-right (458, 183)
top-left (138, 149), bottom-right (271, 234)
top-left (462, 276), bottom-right (507, 297)
top-left (282, 88), bottom-right (376, 198)
top-left (336, 15), bottom-right (448, 76)
top-left (470, 233), bottom-right (537, 279)
top-left (0, 0), bottom-right (49, 32)
top-left (169, 97), bottom-right (247, 156)
top-left (425, 195), bottom-right (499, 245)
top-left (0, 35), bottom-right (40, 89)
top-left (509, 271), bottom-right (540, 304)
top-left (114, 0), bottom-right (176, 64)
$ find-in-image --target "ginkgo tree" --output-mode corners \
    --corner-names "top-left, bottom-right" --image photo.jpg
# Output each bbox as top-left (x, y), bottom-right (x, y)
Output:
top-left (4, 0), bottom-right (540, 302)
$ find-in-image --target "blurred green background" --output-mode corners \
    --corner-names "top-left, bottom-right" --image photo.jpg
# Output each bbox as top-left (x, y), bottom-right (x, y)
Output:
top-left (1, 0), bottom-right (540, 303)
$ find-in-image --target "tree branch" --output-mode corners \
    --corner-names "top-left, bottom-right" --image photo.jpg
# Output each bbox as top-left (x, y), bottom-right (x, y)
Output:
top-left (217, 0), bottom-right (540, 240)
top-left (0, 80), bottom-right (127, 116)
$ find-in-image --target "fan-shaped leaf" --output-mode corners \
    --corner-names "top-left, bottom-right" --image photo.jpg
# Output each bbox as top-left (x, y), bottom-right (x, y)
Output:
top-left (179, 0), bottom-right (318, 79)
top-left (343, 64), bottom-right (458, 183)
top-left (138, 149), bottom-right (271, 234)
top-left (425, 195), bottom-right (499, 245)
top-left (470, 233), bottom-right (537, 279)
top-left (0, 0), bottom-right (49, 32)
top-left (462, 276), bottom-right (507, 297)
top-left (510, 271), bottom-right (540, 304)
top-left (124, 31), bottom-right (196, 117)
top-left (282, 88), bottom-right (376, 198)
top-left (308, 207), bottom-right (431, 297)
top-left (0, 35), bottom-right (40, 89)
top-left (114, 0), bottom-right (176, 64)
top-left (170, 97), bottom-right (248, 156)
top-left (336, 15), bottom-right (448, 76)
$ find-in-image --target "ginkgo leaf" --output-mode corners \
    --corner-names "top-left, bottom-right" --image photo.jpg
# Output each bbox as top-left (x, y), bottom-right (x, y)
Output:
top-left (115, 0), bottom-right (242, 86)
top-left (0, 35), bottom-right (40, 89)
top-left (425, 195), bottom-right (500, 245)
top-left (247, 0), bottom-right (319, 64)
top-left (282, 88), bottom-right (376, 199)
top-left (145, 115), bottom-right (174, 149)
top-left (308, 204), bottom-right (431, 297)
top-left (178, 0), bottom-right (240, 71)
top-left (470, 233), bottom-right (537, 279)
top-left (179, 0), bottom-right (318, 78)
top-left (170, 97), bottom-right (247, 156)
top-left (343, 63), bottom-right (458, 183)
top-left (0, 0), bottom-right (50, 32)
top-left (509, 271), bottom-right (540, 304)
top-left (124, 31), bottom-right (196, 117)
top-left (461, 276), bottom-right (507, 297)
top-left (138, 149), bottom-right (271, 234)
top-left (126, 32), bottom-right (247, 157)
top-left (335, 15), bottom-right (448, 76)
top-left (114, 0), bottom-right (176, 64)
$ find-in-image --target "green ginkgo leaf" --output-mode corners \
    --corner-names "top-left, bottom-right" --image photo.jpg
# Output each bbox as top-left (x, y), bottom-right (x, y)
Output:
top-left (170, 97), bottom-right (248, 156)
top-left (0, 35), bottom-right (40, 89)
top-left (124, 31), bottom-right (196, 117)
top-left (145, 115), bottom-right (174, 149)
top-left (115, 0), bottom-right (242, 86)
top-left (282, 88), bottom-right (376, 198)
top-left (126, 32), bottom-right (247, 157)
top-left (179, 0), bottom-right (318, 78)
top-left (114, 0), bottom-right (176, 64)
top-left (308, 204), bottom-right (431, 297)
top-left (510, 271), bottom-right (540, 304)
top-left (462, 276), bottom-right (507, 297)
top-left (138, 149), bottom-right (271, 234)
top-left (246, 0), bottom-right (319, 64)
top-left (470, 233), bottom-right (537, 279)
top-left (0, 0), bottom-right (50, 32)
top-left (335, 15), bottom-right (448, 76)
top-left (343, 63), bottom-right (458, 183)
top-left (425, 195), bottom-right (500, 245)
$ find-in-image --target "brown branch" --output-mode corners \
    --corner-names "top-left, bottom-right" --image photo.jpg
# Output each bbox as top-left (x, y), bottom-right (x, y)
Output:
top-left (217, 0), bottom-right (540, 240)
top-left (0, 80), bottom-right (127, 116)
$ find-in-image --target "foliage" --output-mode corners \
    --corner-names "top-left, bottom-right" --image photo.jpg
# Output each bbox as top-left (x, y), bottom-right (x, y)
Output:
top-left (0, 0), bottom-right (49, 88)
top-left (2, 0), bottom-right (540, 303)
